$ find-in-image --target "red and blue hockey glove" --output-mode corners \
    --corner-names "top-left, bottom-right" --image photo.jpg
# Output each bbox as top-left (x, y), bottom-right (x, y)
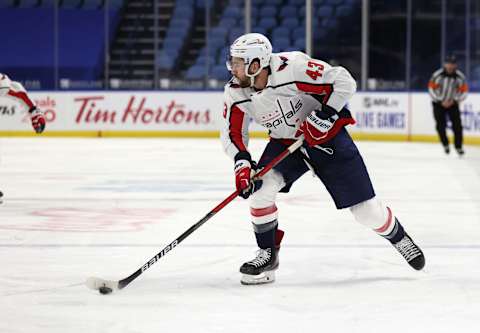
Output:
top-left (299, 106), bottom-right (339, 146)
top-left (234, 152), bottom-right (262, 199)
top-left (30, 107), bottom-right (46, 134)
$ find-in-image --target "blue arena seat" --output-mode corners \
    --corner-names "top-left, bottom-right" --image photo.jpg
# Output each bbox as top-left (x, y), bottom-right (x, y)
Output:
top-left (170, 18), bottom-right (192, 28)
top-left (258, 17), bottom-right (277, 30)
top-left (163, 38), bottom-right (184, 50)
top-left (284, 46), bottom-right (297, 52)
top-left (156, 53), bottom-right (176, 70)
top-left (282, 17), bottom-right (300, 29)
top-left (280, 5), bottom-right (297, 19)
top-left (292, 26), bottom-right (305, 40)
top-left (259, 5), bottom-right (277, 18)
top-left (272, 27), bottom-right (290, 40)
top-left (185, 65), bottom-right (207, 80)
top-left (161, 48), bottom-right (180, 58)
top-left (197, 46), bottom-right (220, 58)
top-left (229, 27), bottom-right (245, 43)
top-left (195, 56), bottom-right (216, 66)
top-left (208, 36), bottom-right (228, 50)
top-left (250, 26), bottom-right (267, 36)
top-left (272, 37), bottom-right (291, 52)
top-left (218, 47), bottom-right (229, 64)
top-left (294, 37), bottom-right (305, 50)
top-left (205, 45), bottom-right (224, 59)
top-left (211, 65), bottom-right (231, 81)
top-left (174, 6), bottom-right (194, 19)
top-left (237, 17), bottom-right (246, 28)
top-left (224, 6), bottom-right (242, 19)
top-left (196, 46), bottom-right (208, 57)
top-left (208, 27), bottom-right (228, 39)
top-left (166, 26), bottom-right (189, 39)
top-left (218, 17), bottom-right (237, 29)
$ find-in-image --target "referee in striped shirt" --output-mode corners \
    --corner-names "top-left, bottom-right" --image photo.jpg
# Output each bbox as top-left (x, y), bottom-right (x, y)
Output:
top-left (428, 55), bottom-right (468, 155)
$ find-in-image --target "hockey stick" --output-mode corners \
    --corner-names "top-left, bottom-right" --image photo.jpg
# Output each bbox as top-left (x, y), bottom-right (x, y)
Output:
top-left (86, 138), bottom-right (304, 293)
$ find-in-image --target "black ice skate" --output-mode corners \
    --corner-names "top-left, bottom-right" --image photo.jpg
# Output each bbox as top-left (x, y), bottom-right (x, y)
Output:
top-left (391, 233), bottom-right (425, 270)
top-left (240, 247), bottom-right (278, 285)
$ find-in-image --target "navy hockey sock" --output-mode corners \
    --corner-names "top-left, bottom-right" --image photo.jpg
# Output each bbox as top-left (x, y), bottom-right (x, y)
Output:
top-left (252, 218), bottom-right (279, 249)
top-left (255, 227), bottom-right (277, 249)
top-left (382, 218), bottom-right (406, 244)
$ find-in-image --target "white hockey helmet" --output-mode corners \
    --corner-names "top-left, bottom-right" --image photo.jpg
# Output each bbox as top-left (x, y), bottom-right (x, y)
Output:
top-left (227, 33), bottom-right (272, 78)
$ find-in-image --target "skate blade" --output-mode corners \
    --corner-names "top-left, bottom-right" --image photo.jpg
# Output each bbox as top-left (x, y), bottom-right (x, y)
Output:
top-left (240, 271), bottom-right (275, 285)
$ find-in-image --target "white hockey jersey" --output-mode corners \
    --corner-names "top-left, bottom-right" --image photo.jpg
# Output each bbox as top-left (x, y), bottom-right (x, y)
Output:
top-left (221, 51), bottom-right (357, 160)
top-left (0, 73), bottom-right (35, 111)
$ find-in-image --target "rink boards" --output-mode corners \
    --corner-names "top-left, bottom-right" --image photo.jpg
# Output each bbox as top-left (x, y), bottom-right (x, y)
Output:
top-left (0, 91), bottom-right (479, 144)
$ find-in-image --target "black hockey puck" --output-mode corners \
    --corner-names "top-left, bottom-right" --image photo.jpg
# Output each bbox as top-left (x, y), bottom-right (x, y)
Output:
top-left (99, 286), bottom-right (113, 295)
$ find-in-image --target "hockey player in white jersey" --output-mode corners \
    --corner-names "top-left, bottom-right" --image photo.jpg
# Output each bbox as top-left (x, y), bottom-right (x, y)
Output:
top-left (221, 33), bottom-right (425, 285)
top-left (0, 73), bottom-right (46, 198)
top-left (0, 73), bottom-right (46, 134)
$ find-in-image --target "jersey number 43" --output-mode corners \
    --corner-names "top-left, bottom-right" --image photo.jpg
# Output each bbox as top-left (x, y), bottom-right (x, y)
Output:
top-left (305, 61), bottom-right (324, 81)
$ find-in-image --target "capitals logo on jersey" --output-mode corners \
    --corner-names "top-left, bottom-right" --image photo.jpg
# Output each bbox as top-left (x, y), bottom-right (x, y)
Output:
top-left (261, 98), bottom-right (303, 129)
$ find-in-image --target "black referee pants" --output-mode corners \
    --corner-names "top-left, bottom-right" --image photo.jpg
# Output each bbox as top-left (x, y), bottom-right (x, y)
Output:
top-left (432, 102), bottom-right (463, 149)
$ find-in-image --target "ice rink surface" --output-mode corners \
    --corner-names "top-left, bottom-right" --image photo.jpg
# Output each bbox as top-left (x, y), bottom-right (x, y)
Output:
top-left (0, 136), bottom-right (479, 333)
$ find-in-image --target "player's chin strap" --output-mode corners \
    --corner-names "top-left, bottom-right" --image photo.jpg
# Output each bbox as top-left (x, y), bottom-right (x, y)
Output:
top-left (246, 63), bottom-right (263, 87)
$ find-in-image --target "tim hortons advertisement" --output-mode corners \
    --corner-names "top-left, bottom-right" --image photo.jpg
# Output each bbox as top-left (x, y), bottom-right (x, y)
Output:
top-left (0, 92), bottom-right (223, 132)
top-left (1, 91), bottom-right (479, 140)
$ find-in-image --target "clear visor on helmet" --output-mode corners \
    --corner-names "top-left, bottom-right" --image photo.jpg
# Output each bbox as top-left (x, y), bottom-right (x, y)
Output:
top-left (226, 56), bottom-right (248, 71)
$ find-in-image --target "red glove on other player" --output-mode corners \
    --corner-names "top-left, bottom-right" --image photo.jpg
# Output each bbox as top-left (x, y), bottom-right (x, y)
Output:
top-left (30, 107), bottom-right (46, 133)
